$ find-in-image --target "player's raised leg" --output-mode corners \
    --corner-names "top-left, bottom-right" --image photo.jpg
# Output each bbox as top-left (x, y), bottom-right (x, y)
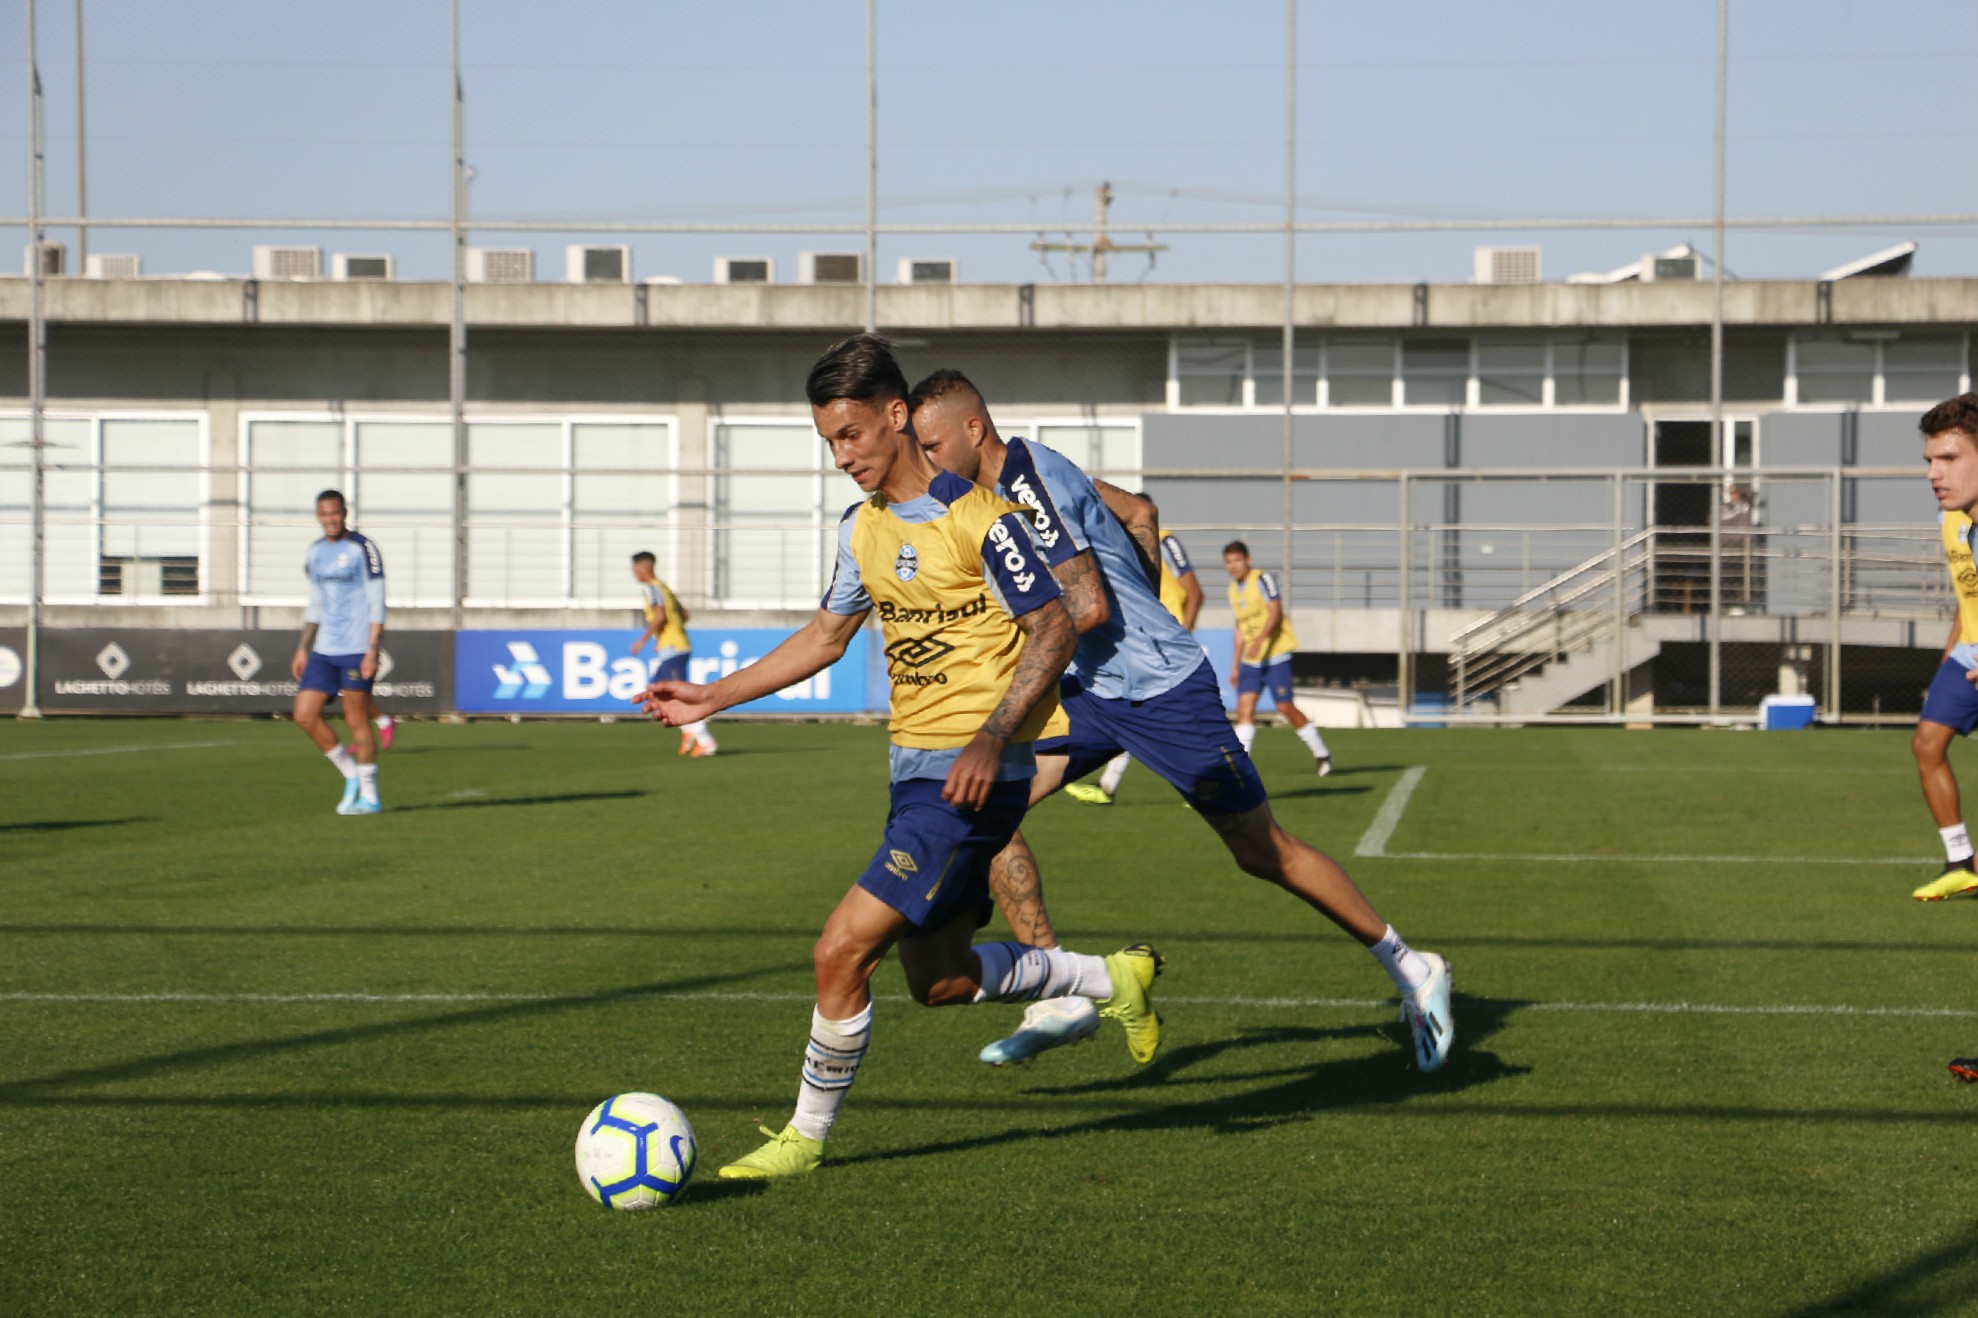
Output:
top-left (292, 684), bottom-right (360, 814)
top-left (341, 685), bottom-right (383, 814)
top-left (1066, 751), bottom-right (1131, 805)
top-left (1269, 668), bottom-right (1333, 776)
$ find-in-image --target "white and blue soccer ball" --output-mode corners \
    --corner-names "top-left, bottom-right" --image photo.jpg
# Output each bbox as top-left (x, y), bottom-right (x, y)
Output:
top-left (575, 1092), bottom-right (697, 1210)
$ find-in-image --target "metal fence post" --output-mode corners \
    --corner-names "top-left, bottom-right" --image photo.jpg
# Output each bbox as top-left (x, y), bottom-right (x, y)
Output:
top-left (21, 0), bottom-right (46, 720)
top-left (448, 0), bottom-right (468, 629)
top-left (1396, 473), bottom-right (1411, 718)
top-left (1611, 471), bottom-right (1626, 716)
top-left (1828, 466), bottom-right (1842, 718)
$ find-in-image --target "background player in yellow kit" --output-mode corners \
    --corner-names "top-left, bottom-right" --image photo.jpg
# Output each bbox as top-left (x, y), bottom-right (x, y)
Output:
top-left (1910, 394), bottom-right (1978, 904)
top-left (630, 551), bottom-right (715, 757)
top-left (1223, 540), bottom-right (1332, 777)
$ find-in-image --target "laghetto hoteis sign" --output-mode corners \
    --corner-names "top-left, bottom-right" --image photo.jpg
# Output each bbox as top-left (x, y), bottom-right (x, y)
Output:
top-left (454, 628), bottom-right (878, 715)
top-left (7, 630), bottom-right (451, 714)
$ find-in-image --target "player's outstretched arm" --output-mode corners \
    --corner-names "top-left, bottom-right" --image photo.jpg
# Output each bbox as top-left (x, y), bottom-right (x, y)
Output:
top-left (1052, 550), bottom-right (1111, 634)
top-left (637, 606), bottom-right (866, 726)
top-left (944, 597), bottom-right (1077, 808)
top-left (1180, 569), bottom-right (1204, 630)
top-left (1095, 479), bottom-right (1162, 568)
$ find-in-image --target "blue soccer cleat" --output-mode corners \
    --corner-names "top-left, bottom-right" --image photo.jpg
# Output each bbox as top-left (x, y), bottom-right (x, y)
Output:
top-left (346, 793), bottom-right (383, 816)
top-left (1399, 952), bottom-right (1455, 1073)
top-left (979, 996), bottom-right (1100, 1066)
top-left (336, 776), bottom-right (361, 815)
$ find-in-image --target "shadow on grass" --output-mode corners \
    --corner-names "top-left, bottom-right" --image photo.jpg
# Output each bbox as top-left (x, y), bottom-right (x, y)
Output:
top-left (387, 744), bottom-right (532, 755)
top-left (1266, 785), bottom-right (1372, 801)
top-left (393, 790), bottom-right (647, 812)
top-left (0, 818), bottom-right (151, 835)
top-left (1780, 1221), bottom-right (1978, 1317)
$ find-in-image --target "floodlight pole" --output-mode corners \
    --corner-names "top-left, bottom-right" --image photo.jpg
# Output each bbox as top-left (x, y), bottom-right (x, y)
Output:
top-left (863, 0), bottom-right (877, 334)
top-left (21, 0), bottom-right (46, 719)
top-left (1706, 0), bottom-right (1728, 716)
top-left (1280, 0), bottom-right (1296, 615)
top-left (71, 0), bottom-right (83, 268)
top-left (449, 0), bottom-right (467, 629)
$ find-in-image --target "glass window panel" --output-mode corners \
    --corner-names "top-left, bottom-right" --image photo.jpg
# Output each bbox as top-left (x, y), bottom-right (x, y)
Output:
top-left (572, 422), bottom-right (672, 600)
top-left (1478, 377), bottom-right (1545, 406)
top-left (1794, 336), bottom-right (1876, 373)
top-left (101, 419), bottom-right (201, 566)
top-left (1554, 338), bottom-right (1625, 374)
top-left (1883, 369), bottom-right (1963, 403)
top-left (0, 417), bottom-right (94, 598)
top-left (247, 419), bottom-right (343, 596)
top-left (1475, 340), bottom-right (1546, 372)
top-left (1251, 345), bottom-right (1321, 407)
top-left (1325, 338), bottom-right (1395, 407)
top-left (715, 423), bottom-right (822, 604)
top-left (1327, 376), bottom-right (1395, 407)
top-left (467, 422), bottom-right (564, 602)
top-left (355, 421), bottom-right (455, 605)
top-left (1401, 339), bottom-right (1468, 407)
top-left (1882, 336), bottom-right (1965, 402)
top-left (1175, 339), bottom-right (1247, 407)
top-left (1552, 373), bottom-right (1623, 406)
top-left (1035, 425), bottom-right (1140, 488)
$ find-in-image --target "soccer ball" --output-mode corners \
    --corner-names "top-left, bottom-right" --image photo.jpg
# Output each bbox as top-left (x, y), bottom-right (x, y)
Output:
top-left (575, 1092), bottom-right (697, 1209)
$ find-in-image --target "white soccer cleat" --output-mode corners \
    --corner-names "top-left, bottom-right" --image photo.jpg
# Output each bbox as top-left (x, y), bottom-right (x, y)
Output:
top-left (978, 996), bottom-right (1101, 1066)
top-left (1399, 952), bottom-right (1454, 1073)
top-left (336, 776), bottom-right (361, 815)
top-left (1316, 756), bottom-right (1333, 778)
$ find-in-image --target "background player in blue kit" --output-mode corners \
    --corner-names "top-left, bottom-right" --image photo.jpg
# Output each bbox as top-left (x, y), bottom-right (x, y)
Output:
top-left (912, 371), bottom-right (1454, 1073)
top-left (290, 489), bottom-right (387, 815)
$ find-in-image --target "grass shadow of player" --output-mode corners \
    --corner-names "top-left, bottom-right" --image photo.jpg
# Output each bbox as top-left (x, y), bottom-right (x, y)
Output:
top-left (835, 993), bottom-right (1525, 1169)
top-left (1777, 1220), bottom-right (1978, 1317)
top-left (387, 744), bottom-right (532, 755)
top-left (680, 1177), bottom-right (770, 1206)
top-left (1322, 765), bottom-right (1414, 777)
top-left (1265, 784), bottom-right (1372, 801)
top-left (0, 817), bottom-right (152, 834)
top-left (395, 790), bottom-right (648, 812)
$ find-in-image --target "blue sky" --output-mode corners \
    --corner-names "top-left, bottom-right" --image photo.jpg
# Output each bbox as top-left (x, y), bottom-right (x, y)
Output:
top-left (1, 0), bottom-right (1973, 284)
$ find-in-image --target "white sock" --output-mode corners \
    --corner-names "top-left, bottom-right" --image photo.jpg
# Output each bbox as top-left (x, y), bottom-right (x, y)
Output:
top-left (374, 715), bottom-right (394, 731)
top-left (1369, 925), bottom-right (1432, 993)
top-left (1235, 722), bottom-right (1258, 754)
top-left (971, 941), bottom-right (1113, 1003)
top-left (1099, 753), bottom-right (1131, 796)
top-left (684, 720), bottom-right (714, 746)
top-left (357, 762), bottom-right (379, 802)
top-left (1295, 723), bottom-right (1329, 760)
top-left (1943, 823), bottom-right (1973, 864)
top-left (790, 1002), bottom-right (873, 1143)
top-left (325, 745), bottom-right (358, 778)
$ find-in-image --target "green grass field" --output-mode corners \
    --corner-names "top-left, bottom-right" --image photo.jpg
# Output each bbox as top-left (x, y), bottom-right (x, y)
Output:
top-left (4, 717), bottom-right (1976, 1315)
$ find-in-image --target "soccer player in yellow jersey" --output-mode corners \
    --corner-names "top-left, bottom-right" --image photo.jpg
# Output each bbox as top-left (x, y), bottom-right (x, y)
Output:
top-left (1912, 395), bottom-right (1978, 911)
top-left (629, 551), bottom-right (715, 757)
top-left (1224, 539), bottom-right (1333, 776)
top-left (638, 336), bottom-right (1162, 1177)
top-left (1064, 517), bottom-right (1203, 806)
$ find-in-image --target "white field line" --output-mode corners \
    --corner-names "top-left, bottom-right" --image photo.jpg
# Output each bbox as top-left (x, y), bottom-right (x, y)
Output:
top-left (1354, 765), bottom-right (1426, 858)
top-left (3, 989), bottom-right (1974, 1020)
top-left (1381, 850), bottom-right (1929, 866)
top-left (0, 740), bottom-right (242, 763)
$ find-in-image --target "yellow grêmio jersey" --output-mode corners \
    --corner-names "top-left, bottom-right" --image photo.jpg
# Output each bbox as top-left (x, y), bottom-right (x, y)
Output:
top-left (1156, 527), bottom-right (1195, 627)
top-left (640, 578), bottom-right (690, 654)
top-left (1229, 567), bottom-right (1297, 664)
top-left (824, 470), bottom-right (1063, 750)
top-left (1942, 511), bottom-right (1978, 650)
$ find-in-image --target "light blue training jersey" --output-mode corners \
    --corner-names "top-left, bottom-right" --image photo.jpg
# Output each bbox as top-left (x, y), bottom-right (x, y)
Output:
top-left (304, 532), bottom-right (387, 656)
top-left (996, 437), bottom-right (1205, 702)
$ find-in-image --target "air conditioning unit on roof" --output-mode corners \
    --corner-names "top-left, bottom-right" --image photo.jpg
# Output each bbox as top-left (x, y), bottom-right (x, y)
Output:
top-left (1472, 246), bottom-right (1540, 286)
top-left (85, 253), bottom-right (141, 279)
top-left (467, 248), bottom-right (534, 283)
top-left (332, 254), bottom-right (393, 281)
top-left (897, 258), bottom-right (956, 285)
top-left (253, 245), bottom-right (322, 280)
top-left (715, 256), bottom-right (773, 284)
top-left (798, 251), bottom-right (862, 284)
top-left (566, 245), bottom-right (630, 284)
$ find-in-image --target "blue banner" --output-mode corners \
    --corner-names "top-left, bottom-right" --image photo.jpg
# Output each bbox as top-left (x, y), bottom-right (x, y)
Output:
top-left (454, 628), bottom-right (873, 715)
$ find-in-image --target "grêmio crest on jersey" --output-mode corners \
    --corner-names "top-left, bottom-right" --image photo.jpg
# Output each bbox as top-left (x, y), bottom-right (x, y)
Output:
top-left (894, 544), bottom-right (919, 582)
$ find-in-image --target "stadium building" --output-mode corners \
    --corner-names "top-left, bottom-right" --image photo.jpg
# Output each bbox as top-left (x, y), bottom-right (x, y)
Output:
top-left (2, 249), bottom-right (1971, 718)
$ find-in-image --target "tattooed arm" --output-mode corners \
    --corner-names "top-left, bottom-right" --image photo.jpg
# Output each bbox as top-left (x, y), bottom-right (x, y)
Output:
top-left (1095, 480), bottom-right (1161, 569)
top-left (1052, 548), bottom-right (1111, 634)
top-left (942, 597), bottom-right (1077, 808)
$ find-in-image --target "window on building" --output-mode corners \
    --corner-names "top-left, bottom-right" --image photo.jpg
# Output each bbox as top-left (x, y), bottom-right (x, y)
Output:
top-left (1174, 340), bottom-right (1248, 407)
top-left (356, 421), bottom-right (456, 604)
top-left (573, 423), bottom-right (672, 601)
top-left (1251, 345), bottom-right (1321, 407)
top-left (1475, 339), bottom-right (1547, 406)
top-left (1401, 339), bottom-right (1469, 407)
top-left (1881, 334), bottom-right (1966, 403)
top-left (1034, 423), bottom-right (1141, 490)
top-left (245, 420), bottom-right (342, 597)
top-left (714, 422), bottom-right (827, 606)
top-left (1325, 338), bottom-right (1396, 406)
top-left (466, 422), bottom-right (564, 602)
top-left (0, 416), bottom-right (97, 600)
top-left (1793, 334), bottom-right (1877, 405)
top-left (1552, 334), bottom-right (1626, 405)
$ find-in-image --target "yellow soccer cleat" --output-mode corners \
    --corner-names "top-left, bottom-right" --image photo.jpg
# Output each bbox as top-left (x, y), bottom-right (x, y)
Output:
top-left (1099, 943), bottom-right (1165, 1065)
top-left (717, 1124), bottom-right (824, 1180)
top-left (1913, 862), bottom-right (1978, 902)
top-left (1063, 783), bottom-right (1113, 806)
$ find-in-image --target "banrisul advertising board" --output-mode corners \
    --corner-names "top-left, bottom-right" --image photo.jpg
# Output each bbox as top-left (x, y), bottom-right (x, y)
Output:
top-left (454, 629), bottom-right (873, 715)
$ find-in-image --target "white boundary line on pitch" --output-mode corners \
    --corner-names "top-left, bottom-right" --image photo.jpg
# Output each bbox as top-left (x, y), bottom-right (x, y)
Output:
top-left (1354, 765), bottom-right (1426, 858)
top-left (4, 990), bottom-right (1975, 1020)
top-left (0, 740), bottom-right (242, 763)
top-left (1380, 850), bottom-right (1930, 866)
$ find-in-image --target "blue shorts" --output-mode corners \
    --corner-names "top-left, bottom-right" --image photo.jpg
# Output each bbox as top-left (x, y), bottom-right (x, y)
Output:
top-left (1037, 657), bottom-right (1268, 816)
top-left (654, 653), bottom-right (689, 683)
top-left (1237, 655), bottom-right (1295, 706)
top-left (300, 652), bottom-right (373, 696)
top-left (855, 778), bottom-right (1031, 933)
top-left (1921, 659), bottom-right (1978, 734)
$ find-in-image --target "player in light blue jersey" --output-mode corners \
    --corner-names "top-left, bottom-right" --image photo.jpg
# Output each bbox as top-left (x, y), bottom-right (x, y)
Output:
top-left (911, 370), bottom-right (1454, 1073)
top-left (290, 489), bottom-right (387, 815)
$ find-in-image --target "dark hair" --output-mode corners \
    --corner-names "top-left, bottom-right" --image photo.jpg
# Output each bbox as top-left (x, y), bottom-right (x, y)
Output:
top-left (806, 334), bottom-right (909, 409)
top-left (630, 551), bottom-right (656, 567)
top-left (1921, 393), bottom-right (1978, 443)
top-left (1223, 540), bottom-right (1250, 557)
top-left (316, 489), bottom-right (347, 509)
top-left (908, 368), bottom-right (983, 413)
